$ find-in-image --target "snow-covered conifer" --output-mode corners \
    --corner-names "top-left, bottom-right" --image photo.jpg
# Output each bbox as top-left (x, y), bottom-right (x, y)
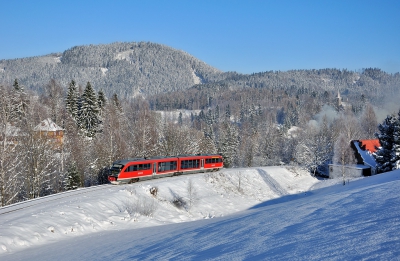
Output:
top-left (65, 162), bottom-right (81, 190)
top-left (374, 114), bottom-right (397, 173)
top-left (66, 80), bottom-right (79, 121)
top-left (218, 121), bottom-right (239, 168)
top-left (390, 111), bottom-right (400, 170)
top-left (111, 93), bottom-right (122, 113)
top-left (79, 82), bottom-right (101, 138)
top-left (97, 89), bottom-right (107, 112)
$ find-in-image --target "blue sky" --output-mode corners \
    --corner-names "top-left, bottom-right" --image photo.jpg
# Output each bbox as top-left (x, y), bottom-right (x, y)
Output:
top-left (1, 0), bottom-right (399, 74)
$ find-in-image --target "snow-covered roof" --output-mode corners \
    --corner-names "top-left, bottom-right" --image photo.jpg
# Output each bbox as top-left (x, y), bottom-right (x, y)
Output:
top-left (353, 140), bottom-right (377, 168)
top-left (329, 163), bottom-right (371, 169)
top-left (33, 118), bottom-right (63, 132)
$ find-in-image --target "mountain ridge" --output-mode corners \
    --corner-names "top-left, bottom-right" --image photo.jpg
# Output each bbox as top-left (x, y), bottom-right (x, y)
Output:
top-left (0, 42), bottom-right (399, 105)
top-left (0, 42), bottom-right (222, 98)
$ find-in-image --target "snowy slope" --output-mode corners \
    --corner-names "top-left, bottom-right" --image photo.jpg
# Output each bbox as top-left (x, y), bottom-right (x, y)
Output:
top-left (1, 167), bottom-right (400, 260)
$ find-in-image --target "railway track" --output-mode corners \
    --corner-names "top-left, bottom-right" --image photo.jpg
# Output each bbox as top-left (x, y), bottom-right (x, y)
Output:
top-left (0, 184), bottom-right (110, 216)
top-left (0, 168), bottom-right (224, 217)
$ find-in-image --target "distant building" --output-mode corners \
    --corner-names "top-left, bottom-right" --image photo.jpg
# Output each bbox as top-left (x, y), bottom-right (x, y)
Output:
top-left (329, 139), bottom-right (380, 179)
top-left (33, 118), bottom-right (64, 147)
top-left (329, 164), bottom-right (372, 179)
top-left (336, 90), bottom-right (352, 111)
top-left (351, 139), bottom-right (379, 175)
top-left (0, 123), bottom-right (21, 145)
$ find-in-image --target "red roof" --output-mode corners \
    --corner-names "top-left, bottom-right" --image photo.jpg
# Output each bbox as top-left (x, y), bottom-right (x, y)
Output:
top-left (359, 139), bottom-right (380, 153)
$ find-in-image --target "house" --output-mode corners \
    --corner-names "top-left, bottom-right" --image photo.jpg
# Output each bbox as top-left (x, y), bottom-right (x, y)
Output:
top-left (33, 118), bottom-right (64, 147)
top-left (0, 123), bottom-right (21, 145)
top-left (351, 139), bottom-right (380, 175)
top-left (328, 139), bottom-right (380, 179)
top-left (328, 164), bottom-right (372, 179)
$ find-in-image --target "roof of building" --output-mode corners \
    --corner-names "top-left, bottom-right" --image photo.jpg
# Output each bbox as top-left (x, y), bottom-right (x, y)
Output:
top-left (33, 118), bottom-right (63, 132)
top-left (328, 163), bottom-right (371, 169)
top-left (359, 139), bottom-right (380, 153)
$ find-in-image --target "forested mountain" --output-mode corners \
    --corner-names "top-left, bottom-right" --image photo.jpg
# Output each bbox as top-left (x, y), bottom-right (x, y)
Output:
top-left (1, 42), bottom-right (399, 106)
top-left (0, 42), bottom-right (221, 98)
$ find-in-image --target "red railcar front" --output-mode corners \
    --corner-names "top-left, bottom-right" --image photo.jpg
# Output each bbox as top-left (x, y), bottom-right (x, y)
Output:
top-left (108, 158), bottom-right (152, 184)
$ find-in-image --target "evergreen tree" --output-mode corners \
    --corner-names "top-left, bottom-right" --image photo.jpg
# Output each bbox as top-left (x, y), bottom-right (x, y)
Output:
top-left (225, 104), bottom-right (231, 120)
top-left (97, 89), bottom-right (107, 112)
top-left (178, 111), bottom-right (183, 125)
top-left (214, 105), bottom-right (220, 122)
top-left (79, 82), bottom-right (100, 138)
top-left (111, 93), bottom-right (122, 112)
top-left (13, 79), bottom-right (21, 92)
top-left (218, 121), bottom-right (239, 168)
top-left (391, 110), bottom-right (400, 170)
top-left (11, 79), bottom-right (27, 119)
top-left (66, 80), bottom-right (79, 121)
top-left (65, 162), bottom-right (81, 190)
top-left (257, 103), bottom-right (262, 117)
top-left (206, 109), bottom-right (213, 125)
top-left (374, 115), bottom-right (397, 173)
top-left (198, 110), bottom-right (205, 121)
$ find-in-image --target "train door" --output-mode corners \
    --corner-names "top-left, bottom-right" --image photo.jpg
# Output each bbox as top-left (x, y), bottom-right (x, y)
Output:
top-left (153, 162), bottom-right (157, 176)
top-left (201, 159), bottom-right (204, 169)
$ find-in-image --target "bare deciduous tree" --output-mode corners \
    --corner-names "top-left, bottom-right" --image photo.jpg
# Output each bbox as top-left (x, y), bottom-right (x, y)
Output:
top-left (360, 103), bottom-right (378, 139)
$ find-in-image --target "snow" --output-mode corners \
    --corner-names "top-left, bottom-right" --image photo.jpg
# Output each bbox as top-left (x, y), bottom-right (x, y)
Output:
top-left (53, 57), bottom-right (61, 63)
top-left (156, 109), bottom-right (200, 123)
top-left (100, 67), bottom-right (108, 76)
top-left (1, 123), bottom-right (20, 137)
top-left (354, 141), bottom-right (377, 168)
top-left (287, 126), bottom-right (301, 138)
top-left (115, 50), bottom-right (133, 62)
top-left (192, 70), bottom-right (202, 84)
top-left (33, 118), bottom-right (63, 132)
top-left (1, 167), bottom-right (400, 260)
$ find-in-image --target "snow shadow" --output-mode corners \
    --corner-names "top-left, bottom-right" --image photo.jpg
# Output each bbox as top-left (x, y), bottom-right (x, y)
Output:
top-left (249, 191), bottom-right (315, 209)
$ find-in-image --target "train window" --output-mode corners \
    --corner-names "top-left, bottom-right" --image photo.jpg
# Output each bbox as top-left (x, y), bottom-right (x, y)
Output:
top-left (158, 161), bottom-right (177, 172)
top-left (181, 160), bottom-right (187, 169)
top-left (112, 164), bottom-right (123, 169)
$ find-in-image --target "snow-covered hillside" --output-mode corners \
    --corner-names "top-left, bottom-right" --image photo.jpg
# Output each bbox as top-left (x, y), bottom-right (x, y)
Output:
top-left (1, 167), bottom-right (400, 260)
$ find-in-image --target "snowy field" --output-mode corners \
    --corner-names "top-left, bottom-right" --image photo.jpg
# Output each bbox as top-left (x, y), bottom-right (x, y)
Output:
top-left (1, 166), bottom-right (399, 260)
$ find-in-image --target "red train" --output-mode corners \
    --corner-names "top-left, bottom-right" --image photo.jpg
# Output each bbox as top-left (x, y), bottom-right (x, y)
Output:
top-left (108, 154), bottom-right (223, 184)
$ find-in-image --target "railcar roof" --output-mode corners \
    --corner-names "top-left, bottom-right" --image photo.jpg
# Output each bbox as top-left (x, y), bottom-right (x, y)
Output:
top-left (148, 156), bottom-right (178, 160)
top-left (177, 154), bottom-right (221, 158)
top-left (112, 154), bottom-right (222, 165)
top-left (112, 158), bottom-right (146, 165)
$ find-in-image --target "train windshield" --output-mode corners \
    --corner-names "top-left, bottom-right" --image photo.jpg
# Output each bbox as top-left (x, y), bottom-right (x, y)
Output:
top-left (110, 164), bottom-right (124, 176)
